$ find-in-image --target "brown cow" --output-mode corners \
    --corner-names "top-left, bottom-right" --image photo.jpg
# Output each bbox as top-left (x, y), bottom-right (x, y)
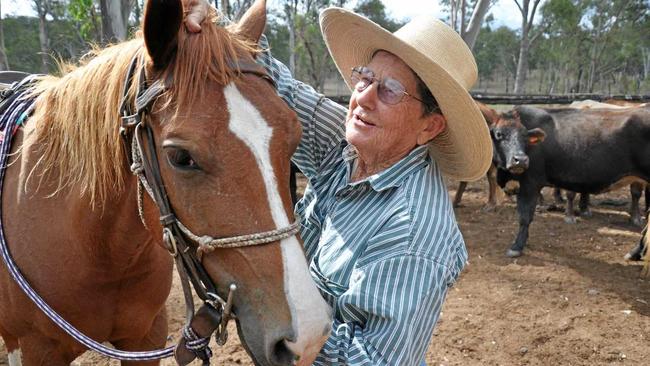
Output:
top-left (453, 102), bottom-right (501, 211)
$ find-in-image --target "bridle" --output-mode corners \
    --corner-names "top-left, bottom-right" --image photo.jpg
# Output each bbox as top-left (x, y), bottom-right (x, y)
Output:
top-left (117, 53), bottom-right (300, 364)
top-left (0, 53), bottom-right (300, 365)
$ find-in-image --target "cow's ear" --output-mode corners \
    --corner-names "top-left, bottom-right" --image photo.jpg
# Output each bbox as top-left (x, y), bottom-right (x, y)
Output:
top-left (144, 0), bottom-right (183, 69)
top-left (527, 128), bottom-right (546, 145)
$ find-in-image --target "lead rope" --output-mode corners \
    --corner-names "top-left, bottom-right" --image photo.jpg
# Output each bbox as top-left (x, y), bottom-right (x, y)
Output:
top-left (0, 84), bottom-right (177, 362)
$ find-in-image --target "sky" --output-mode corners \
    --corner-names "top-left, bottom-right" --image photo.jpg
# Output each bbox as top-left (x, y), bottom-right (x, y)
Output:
top-left (1, 0), bottom-right (529, 30)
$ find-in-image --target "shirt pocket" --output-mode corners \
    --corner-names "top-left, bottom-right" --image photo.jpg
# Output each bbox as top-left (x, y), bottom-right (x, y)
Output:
top-left (310, 260), bottom-right (349, 298)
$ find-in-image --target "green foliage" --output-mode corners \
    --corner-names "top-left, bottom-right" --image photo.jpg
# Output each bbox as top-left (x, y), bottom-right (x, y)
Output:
top-left (474, 26), bottom-right (519, 79)
top-left (4, 13), bottom-right (87, 74)
top-left (266, 10), bottom-right (291, 66)
top-left (4, 17), bottom-right (41, 73)
top-left (67, 0), bottom-right (101, 43)
top-left (1, 0), bottom-right (647, 94)
top-left (353, 0), bottom-right (403, 31)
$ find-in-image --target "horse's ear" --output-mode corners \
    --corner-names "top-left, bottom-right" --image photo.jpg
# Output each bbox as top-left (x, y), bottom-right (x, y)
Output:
top-left (144, 0), bottom-right (183, 69)
top-left (235, 0), bottom-right (267, 43)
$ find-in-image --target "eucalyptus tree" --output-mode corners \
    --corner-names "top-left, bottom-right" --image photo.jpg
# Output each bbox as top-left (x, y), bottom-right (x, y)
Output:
top-left (0, 0), bottom-right (9, 70)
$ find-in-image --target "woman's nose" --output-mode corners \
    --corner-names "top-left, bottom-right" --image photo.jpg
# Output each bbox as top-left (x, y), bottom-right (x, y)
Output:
top-left (355, 81), bottom-right (379, 109)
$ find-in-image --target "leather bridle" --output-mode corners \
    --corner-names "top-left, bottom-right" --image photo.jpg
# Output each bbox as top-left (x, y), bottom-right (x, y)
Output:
top-left (118, 53), bottom-right (299, 364)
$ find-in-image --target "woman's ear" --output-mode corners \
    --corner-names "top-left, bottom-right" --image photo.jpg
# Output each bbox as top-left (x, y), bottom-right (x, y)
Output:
top-left (417, 113), bottom-right (446, 145)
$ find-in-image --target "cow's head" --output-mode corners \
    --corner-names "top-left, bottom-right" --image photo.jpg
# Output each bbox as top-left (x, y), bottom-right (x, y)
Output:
top-left (490, 109), bottom-right (546, 174)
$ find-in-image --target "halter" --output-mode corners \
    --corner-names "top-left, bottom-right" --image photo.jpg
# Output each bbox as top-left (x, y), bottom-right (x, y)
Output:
top-left (117, 54), bottom-right (300, 364)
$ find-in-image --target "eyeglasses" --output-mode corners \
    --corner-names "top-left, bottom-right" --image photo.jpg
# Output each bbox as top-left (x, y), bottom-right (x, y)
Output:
top-left (350, 66), bottom-right (426, 105)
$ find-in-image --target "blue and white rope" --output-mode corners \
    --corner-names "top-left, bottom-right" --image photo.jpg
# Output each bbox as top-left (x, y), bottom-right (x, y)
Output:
top-left (0, 88), bottom-right (175, 361)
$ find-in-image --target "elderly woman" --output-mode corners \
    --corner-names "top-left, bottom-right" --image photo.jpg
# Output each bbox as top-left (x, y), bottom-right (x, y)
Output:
top-left (184, 1), bottom-right (491, 364)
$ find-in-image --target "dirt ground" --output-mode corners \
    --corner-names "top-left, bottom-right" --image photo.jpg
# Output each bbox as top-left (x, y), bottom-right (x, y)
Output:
top-left (1, 175), bottom-right (649, 365)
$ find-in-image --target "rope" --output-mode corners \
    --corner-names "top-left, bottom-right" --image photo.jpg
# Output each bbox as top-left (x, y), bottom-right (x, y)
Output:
top-left (179, 220), bottom-right (301, 252)
top-left (182, 326), bottom-right (213, 364)
top-left (0, 87), bottom-right (175, 362)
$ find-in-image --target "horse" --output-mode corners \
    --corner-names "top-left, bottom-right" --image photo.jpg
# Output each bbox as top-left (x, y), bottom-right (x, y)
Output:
top-left (0, 0), bottom-right (331, 365)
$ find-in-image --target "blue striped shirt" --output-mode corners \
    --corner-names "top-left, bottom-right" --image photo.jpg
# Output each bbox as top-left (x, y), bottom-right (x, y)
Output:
top-left (258, 46), bottom-right (468, 366)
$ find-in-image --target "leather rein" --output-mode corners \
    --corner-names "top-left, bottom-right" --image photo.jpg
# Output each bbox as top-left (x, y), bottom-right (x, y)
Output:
top-left (117, 54), bottom-right (300, 364)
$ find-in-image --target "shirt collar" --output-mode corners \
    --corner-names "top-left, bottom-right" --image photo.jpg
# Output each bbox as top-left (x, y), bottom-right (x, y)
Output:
top-left (342, 143), bottom-right (430, 192)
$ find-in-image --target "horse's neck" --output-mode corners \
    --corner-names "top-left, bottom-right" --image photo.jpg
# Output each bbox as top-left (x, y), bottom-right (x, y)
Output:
top-left (7, 122), bottom-right (163, 272)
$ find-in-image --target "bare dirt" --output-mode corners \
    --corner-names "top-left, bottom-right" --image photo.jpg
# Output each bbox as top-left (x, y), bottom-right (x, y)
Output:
top-left (2, 175), bottom-right (649, 365)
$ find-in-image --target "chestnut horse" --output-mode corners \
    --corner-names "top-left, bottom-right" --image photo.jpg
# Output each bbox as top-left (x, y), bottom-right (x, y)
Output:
top-left (0, 0), bottom-right (330, 365)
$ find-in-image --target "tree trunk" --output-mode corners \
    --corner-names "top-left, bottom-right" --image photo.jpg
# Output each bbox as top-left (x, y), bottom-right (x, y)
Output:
top-left (284, 0), bottom-right (298, 75)
top-left (463, 0), bottom-right (492, 51)
top-left (220, 0), bottom-right (230, 18)
top-left (34, 0), bottom-right (50, 74)
top-left (0, 1), bottom-right (9, 71)
top-left (642, 47), bottom-right (649, 79)
top-left (514, 34), bottom-right (529, 94)
top-left (100, 0), bottom-right (128, 42)
top-left (513, 0), bottom-right (542, 94)
top-left (450, 0), bottom-right (457, 31)
top-left (460, 0), bottom-right (466, 38)
top-left (134, 0), bottom-right (141, 27)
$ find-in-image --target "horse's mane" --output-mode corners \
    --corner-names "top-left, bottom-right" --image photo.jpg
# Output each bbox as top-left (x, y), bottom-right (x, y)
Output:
top-left (27, 13), bottom-right (256, 207)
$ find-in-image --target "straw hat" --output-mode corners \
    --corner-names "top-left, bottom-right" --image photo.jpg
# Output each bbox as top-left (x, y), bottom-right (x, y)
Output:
top-left (319, 7), bottom-right (492, 181)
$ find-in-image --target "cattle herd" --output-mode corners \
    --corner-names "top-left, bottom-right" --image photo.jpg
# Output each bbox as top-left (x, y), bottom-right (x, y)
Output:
top-left (454, 99), bottom-right (649, 275)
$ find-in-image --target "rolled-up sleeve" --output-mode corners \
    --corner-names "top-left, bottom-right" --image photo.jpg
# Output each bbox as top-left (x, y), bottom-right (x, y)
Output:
top-left (256, 38), bottom-right (347, 179)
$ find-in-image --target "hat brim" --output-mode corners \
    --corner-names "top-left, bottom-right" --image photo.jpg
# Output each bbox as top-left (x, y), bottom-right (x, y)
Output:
top-left (320, 8), bottom-right (492, 181)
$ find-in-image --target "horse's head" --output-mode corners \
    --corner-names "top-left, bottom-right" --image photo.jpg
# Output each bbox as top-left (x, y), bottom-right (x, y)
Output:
top-left (138, 0), bottom-right (331, 364)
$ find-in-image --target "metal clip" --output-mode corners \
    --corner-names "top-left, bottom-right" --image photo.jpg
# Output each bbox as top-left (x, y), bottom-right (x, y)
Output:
top-left (162, 227), bottom-right (178, 257)
top-left (214, 284), bottom-right (237, 346)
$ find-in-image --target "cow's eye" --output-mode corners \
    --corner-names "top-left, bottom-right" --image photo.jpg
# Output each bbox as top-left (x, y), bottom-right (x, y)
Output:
top-left (165, 147), bottom-right (200, 171)
top-left (493, 130), bottom-right (504, 140)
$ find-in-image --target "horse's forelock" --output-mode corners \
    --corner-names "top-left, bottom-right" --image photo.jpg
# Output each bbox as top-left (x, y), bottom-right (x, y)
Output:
top-left (158, 12), bottom-right (258, 116)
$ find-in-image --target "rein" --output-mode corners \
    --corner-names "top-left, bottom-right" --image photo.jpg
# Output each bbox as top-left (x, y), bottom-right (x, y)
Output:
top-left (0, 55), bottom-right (299, 365)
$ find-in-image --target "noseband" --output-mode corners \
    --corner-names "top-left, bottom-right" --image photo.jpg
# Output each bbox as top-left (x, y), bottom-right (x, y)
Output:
top-left (117, 54), bottom-right (300, 364)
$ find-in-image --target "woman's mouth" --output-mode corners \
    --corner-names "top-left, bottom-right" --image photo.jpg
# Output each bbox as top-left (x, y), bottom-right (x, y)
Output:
top-left (353, 114), bottom-right (375, 127)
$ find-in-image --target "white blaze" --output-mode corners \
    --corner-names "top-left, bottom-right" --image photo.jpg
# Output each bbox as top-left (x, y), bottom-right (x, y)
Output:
top-left (8, 349), bottom-right (22, 366)
top-left (224, 84), bottom-right (331, 361)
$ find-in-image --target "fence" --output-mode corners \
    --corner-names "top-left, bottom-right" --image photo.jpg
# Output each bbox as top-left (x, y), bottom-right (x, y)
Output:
top-left (325, 93), bottom-right (650, 105)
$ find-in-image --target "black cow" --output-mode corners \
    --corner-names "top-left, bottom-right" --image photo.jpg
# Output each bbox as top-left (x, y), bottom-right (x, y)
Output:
top-left (491, 106), bottom-right (650, 257)
top-left (560, 181), bottom-right (648, 225)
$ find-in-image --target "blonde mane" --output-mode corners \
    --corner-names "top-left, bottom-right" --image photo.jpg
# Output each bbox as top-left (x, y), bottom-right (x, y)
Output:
top-left (27, 14), bottom-right (256, 207)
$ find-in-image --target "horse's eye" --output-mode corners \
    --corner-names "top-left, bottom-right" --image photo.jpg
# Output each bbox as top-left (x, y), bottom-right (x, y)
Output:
top-left (165, 147), bottom-right (200, 170)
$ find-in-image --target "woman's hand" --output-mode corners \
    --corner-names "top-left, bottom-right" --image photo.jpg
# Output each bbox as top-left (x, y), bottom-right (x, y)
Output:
top-left (183, 0), bottom-right (210, 33)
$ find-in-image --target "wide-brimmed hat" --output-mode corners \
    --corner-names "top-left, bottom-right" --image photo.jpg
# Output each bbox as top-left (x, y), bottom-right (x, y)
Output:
top-left (319, 7), bottom-right (492, 181)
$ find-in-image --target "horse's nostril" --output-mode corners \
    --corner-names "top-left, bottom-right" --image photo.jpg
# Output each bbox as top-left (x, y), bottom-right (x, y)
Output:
top-left (271, 339), bottom-right (295, 365)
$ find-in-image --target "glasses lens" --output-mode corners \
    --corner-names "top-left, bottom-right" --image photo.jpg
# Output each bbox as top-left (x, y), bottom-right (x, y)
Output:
top-left (378, 78), bottom-right (406, 104)
top-left (351, 67), bottom-right (374, 91)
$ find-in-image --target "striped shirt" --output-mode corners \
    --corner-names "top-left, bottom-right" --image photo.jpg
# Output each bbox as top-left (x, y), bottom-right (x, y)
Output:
top-left (257, 46), bottom-right (468, 366)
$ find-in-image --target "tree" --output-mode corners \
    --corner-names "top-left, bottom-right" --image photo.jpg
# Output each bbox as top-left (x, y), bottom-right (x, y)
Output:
top-left (442, 0), bottom-right (496, 50)
top-left (513, 0), bottom-right (543, 94)
top-left (33, 0), bottom-right (52, 73)
top-left (282, 0), bottom-right (299, 74)
top-left (354, 0), bottom-right (402, 31)
top-left (0, 1), bottom-right (9, 70)
top-left (99, 0), bottom-right (132, 42)
top-left (464, 0), bottom-right (494, 50)
top-left (473, 24), bottom-right (519, 92)
top-left (68, 0), bottom-right (102, 43)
